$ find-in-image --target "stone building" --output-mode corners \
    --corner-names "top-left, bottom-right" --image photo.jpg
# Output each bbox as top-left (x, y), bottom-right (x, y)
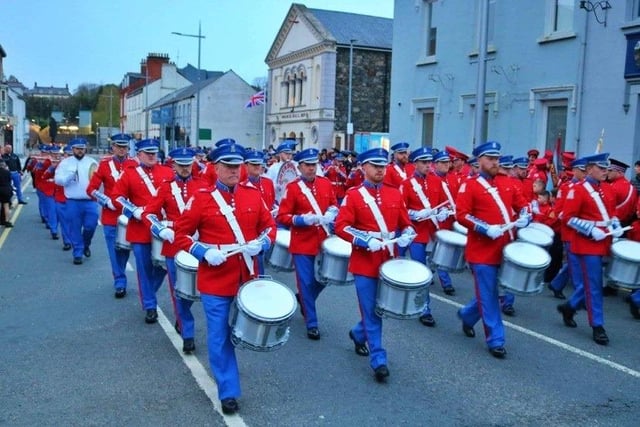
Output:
top-left (266, 3), bottom-right (392, 151)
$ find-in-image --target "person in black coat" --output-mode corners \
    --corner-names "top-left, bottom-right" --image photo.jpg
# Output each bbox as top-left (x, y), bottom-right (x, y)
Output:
top-left (0, 160), bottom-right (14, 227)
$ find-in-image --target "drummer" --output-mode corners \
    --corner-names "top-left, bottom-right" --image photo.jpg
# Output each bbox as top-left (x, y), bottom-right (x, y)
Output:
top-left (626, 198), bottom-right (640, 319)
top-left (276, 148), bottom-right (338, 340)
top-left (558, 153), bottom-right (622, 345)
top-left (335, 147), bottom-right (416, 382)
top-left (455, 141), bottom-right (531, 359)
top-left (383, 142), bottom-right (414, 189)
top-left (400, 147), bottom-right (449, 327)
top-left (142, 147), bottom-right (209, 354)
top-left (173, 142), bottom-right (276, 415)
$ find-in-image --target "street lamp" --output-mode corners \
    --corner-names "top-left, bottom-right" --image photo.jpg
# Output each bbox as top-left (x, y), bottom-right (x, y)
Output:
top-left (172, 21), bottom-right (205, 147)
top-left (347, 39), bottom-right (356, 150)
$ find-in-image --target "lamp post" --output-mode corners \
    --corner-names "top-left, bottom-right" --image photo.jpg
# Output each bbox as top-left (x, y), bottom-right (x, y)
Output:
top-left (347, 39), bottom-right (356, 150)
top-left (172, 21), bottom-right (205, 147)
top-left (473, 0), bottom-right (490, 148)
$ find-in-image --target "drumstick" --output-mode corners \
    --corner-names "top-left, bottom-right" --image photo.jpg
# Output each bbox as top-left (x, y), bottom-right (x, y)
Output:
top-left (500, 221), bottom-right (517, 232)
top-left (602, 225), bottom-right (632, 237)
top-left (225, 247), bottom-right (245, 257)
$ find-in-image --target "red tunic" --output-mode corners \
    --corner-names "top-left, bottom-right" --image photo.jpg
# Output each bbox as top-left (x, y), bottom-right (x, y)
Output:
top-left (201, 163), bottom-right (248, 187)
top-left (335, 183), bottom-right (412, 278)
top-left (533, 202), bottom-right (560, 233)
top-left (324, 164), bottom-right (347, 200)
top-left (174, 184), bottom-right (276, 296)
top-left (383, 162), bottom-right (415, 189)
top-left (276, 176), bottom-right (337, 256)
top-left (86, 156), bottom-right (138, 226)
top-left (112, 164), bottom-right (174, 243)
top-left (38, 160), bottom-right (56, 197)
top-left (346, 168), bottom-right (364, 189)
top-left (399, 173), bottom-right (446, 243)
top-left (435, 172), bottom-right (459, 231)
top-left (456, 174), bottom-right (529, 265)
top-left (555, 178), bottom-right (580, 243)
top-left (608, 176), bottom-right (638, 223)
top-left (244, 176), bottom-right (276, 210)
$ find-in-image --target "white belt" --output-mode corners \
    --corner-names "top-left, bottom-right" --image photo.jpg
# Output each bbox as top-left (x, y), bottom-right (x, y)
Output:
top-left (594, 220), bottom-right (611, 227)
top-left (367, 231), bottom-right (396, 239)
top-left (206, 243), bottom-right (242, 251)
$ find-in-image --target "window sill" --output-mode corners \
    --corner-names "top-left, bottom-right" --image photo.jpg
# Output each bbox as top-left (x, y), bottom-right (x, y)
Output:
top-left (537, 31), bottom-right (577, 44)
top-left (468, 45), bottom-right (497, 58)
top-left (620, 19), bottom-right (640, 32)
top-left (416, 56), bottom-right (438, 66)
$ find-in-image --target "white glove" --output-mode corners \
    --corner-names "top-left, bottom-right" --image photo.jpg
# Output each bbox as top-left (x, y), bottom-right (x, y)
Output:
top-left (106, 200), bottom-right (116, 211)
top-left (435, 208), bottom-right (449, 222)
top-left (302, 213), bottom-right (320, 225)
top-left (367, 238), bottom-right (384, 252)
top-left (204, 248), bottom-right (227, 266)
top-left (321, 206), bottom-right (339, 224)
top-left (530, 200), bottom-right (540, 215)
top-left (242, 239), bottom-right (263, 256)
top-left (132, 208), bottom-right (143, 221)
top-left (591, 227), bottom-right (607, 241)
top-left (158, 228), bottom-right (175, 243)
top-left (415, 208), bottom-right (432, 221)
top-left (610, 218), bottom-right (624, 238)
top-left (514, 213), bottom-right (531, 229)
top-left (396, 230), bottom-right (416, 248)
top-left (486, 225), bottom-right (504, 240)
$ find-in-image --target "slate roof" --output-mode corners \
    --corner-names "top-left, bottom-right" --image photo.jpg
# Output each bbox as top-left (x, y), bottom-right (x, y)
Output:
top-left (306, 7), bottom-right (393, 49)
top-left (146, 73), bottom-right (224, 110)
top-left (178, 64), bottom-right (224, 84)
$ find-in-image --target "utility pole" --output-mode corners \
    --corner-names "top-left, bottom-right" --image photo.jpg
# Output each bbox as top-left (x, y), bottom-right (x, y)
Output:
top-left (473, 0), bottom-right (490, 148)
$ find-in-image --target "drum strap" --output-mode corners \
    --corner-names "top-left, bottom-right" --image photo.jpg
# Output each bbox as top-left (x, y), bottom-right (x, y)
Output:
top-left (441, 179), bottom-right (456, 212)
top-left (357, 187), bottom-right (394, 255)
top-left (393, 164), bottom-right (407, 180)
top-left (210, 189), bottom-right (254, 275)
top-left (108, 160), bottom-right (121, 182)
top-left (410, 177), bottom-right (439, 230)
top-left (135, 166), bottom-right (158, 197)
top-left (582, 181), bottom-right (612, 230)
top-left (476, 176), bottom-right (514, 239)
top-left (616, 183), bottom-right (634, 211)
top-left (170, 182), bottom-right (187, 214)
top-left (297, 180), bottom-right (330, 235)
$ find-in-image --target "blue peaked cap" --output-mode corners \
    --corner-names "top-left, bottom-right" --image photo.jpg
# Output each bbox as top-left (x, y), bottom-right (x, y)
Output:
top-left (169, 148), bottom-right (196, 165)
top-left (209, 143), bottom-right (245, 164)
top-left (472, 141), bottom-right (501, 158)
top-left (276, 140), bottom-right (297, 154)
top-left (582, 152), bottom-right (610, 168)
top-left (390, 141), bottom-right (410, 153)
top-left (110, 133), bottom-right (132, 146)
top-left (294, 148), bottom-right (319, 164)
top-left (244, 149), bottom-right (265, 165)
top-left (499, 155), bottom-right (514, 168)
top-left (135, 139), bottom-right (160, 153)
top-left (409, 147), bottom-right (433, 163)
top-left (215, 138), bottom-right (236, 148)
top-left (69, 138), bottom-right (87, 149)
top-left (357, 147), bottom-right (389, 166)
top-left (433, 151), bottom-right (451, 162)
top-left (512, 157), bottom-right (529, 168)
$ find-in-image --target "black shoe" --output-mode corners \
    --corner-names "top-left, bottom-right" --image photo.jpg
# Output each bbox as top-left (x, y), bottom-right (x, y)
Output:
top-left (145, 309), bottom-right (158, 324)
top-left (307, 327), bottom-right (320, 340)
top-left (62, 244), bottom-right (72, 251)
top-left (182, 338), bottom-right (195, 354)
top-left (174, 320), bottom-right (181, 334)
top-left (592, 326), bottom-right (609, 345)
top-left (602, 285), bottom-right (618, 296)
top-left (489, 346), bottom-right (507, 359)
top-left (221, 398), bottom-right (239, 415)
top-left (83, 247), bottom-right (91, 257)
top-left (18, 201), bottom-right (27, 205)
top-left (3, 221), bottom-right (13, 228)
top-left (51, 234), bottom-right (59, 240)
top-left (374, 365), bottom-right (390, 383)
top-left (502, 305), bottom-right (516, 316)
top-left (557, 303), bottom-right (577, 328)
top-left (457, 309), bottom-right (475, 337)
top-left (443, 286), bottom-right (456, 296)
top-left (348, 330), bottom-right (369, 356)
top-left (630, 303), bottom-right (640, 320)
top-left (419, 314), bottom-right (436, 327)
top-left (547, 283), bottom-right (566, 299)
top-left (73, 257), bottom-right (83, 265)
top-left (114, 288), bottom-right (126, 299)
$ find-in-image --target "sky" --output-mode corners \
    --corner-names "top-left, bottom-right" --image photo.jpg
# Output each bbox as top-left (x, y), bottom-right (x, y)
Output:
top-left (1, 0), bottom-right (393, 93)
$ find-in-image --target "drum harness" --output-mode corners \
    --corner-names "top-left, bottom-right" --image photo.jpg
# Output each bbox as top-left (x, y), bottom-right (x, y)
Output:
top-left (170, 182), bottom-right (187, 214)
top-left (440, 178), bottom-right (456, 217)
top-left (582, 181), bottom-right (613, 232)
top-left (357, 187), bottom-right (395, 256)
top-left (615, 183), bottom-right (635, 212)
top-left (476, 176), bottom-right (515, 240)
top-left (108, 160), bottom-right (122, 182)
top-left (410, 177), bottom-right (440, 229)
top-left (393, 163), bottom-right (407, 180)
top-left (210, 189), bottom-right (255, 275)
top-left (297, 180), bottom-right (330, 235)
top-left (135, 166), bottom-right (158, 197)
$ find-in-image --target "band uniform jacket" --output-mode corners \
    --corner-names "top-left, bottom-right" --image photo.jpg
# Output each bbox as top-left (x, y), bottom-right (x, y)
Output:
top-left (86, 156), bottom-right (138, 226)
top-left (383, 162), bottom-right (415, 189)
top-left (400, 173), bottom-right (446, 243)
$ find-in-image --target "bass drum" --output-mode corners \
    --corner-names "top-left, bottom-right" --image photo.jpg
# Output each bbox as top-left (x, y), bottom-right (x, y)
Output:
top-left (498, 242), bottom-right (550, 295)
top-left (376, 259), bottom-right (432, 319)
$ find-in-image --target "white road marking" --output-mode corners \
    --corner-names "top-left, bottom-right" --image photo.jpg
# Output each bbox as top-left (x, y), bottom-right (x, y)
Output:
top-left (156, 307), bottom-right (248, 426)
top-left (431, 293), bottom-right (640, 379)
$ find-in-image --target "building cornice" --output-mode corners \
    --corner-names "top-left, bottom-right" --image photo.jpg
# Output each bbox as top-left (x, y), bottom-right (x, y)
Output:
top-left (267, 41), bottom-right (336, 68)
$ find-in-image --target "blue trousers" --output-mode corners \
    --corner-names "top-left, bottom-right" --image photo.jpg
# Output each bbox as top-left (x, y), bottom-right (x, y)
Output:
top-left (166, 257), bottom-right (196, 339)
top-left (631, 290), bottom-right (640, 307)
top-left (200, 294), bottom-right (240, 400)
top-left (66, 200), bottom-right (99, 259)
top-left (103, 225), bottom-right (130, 290)
top-left (550, 242), bottom-right (571, 292)
top-left (257, 252), bottom-right (265, 276)
top-left (567, 252), bottom-right (604, 327)
top-left (10, 171), bottom-right (25, 203)
top-left (293, 254), bottom-right (326, 330)
top-left (459, 263), bottom-right (505, 349)
top-left (351, 274), bottom-right (387, 370)
top-left (131, 243), bottom-right (166, 310)
top-left (408, 242), bottom-right (433, 316)
top-left (36, 189), bottom-right (46, 222)
top-left (55, 202), bottom-right (71, 245)
top-left (42, 195), bottom-right (58, 236)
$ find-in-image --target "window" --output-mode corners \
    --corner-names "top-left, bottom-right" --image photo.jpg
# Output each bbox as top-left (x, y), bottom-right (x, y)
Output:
top-left (469, 106), bottom-right (489, 147)
top-left (282, 66), bottom-right (306, 108)
top-left (423, 1), bottom-right (437, 57)
top-left (544, 103), bottom-right (567, 154)
top-left (544, 0), bottom-right (574, 37)
top-left (421, 109), bottom-right (435, 147)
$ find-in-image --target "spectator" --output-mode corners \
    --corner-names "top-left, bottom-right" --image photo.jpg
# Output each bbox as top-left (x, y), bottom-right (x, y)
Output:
top-left (633, 160), bottom-right (640, 195)
top-left (0, 160), bottom-right (14, 227)
top-left (2, 145), bottom-right (27, 204)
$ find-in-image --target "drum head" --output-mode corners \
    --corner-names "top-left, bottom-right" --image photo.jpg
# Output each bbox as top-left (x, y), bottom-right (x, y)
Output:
top-left (322, 236), bottom-right (352, 256)
top-left (379, 259), bottom-right (432, 287)
top-left (436, 229), bottom-right (467, 246)
top-left (611, 240), bottom-right (640, 262)
top-left (527, 222), bottom-right (554, 238)
top-left (517, 228), bottom-right (552, 247)
top-left (453, 221), bottom-right (468, 235)
top-left (175, 250), bottom-right (198, 270)
top-left (503, 242), bottom-right (550, 268)
top-left (275, 229), bottom-right (291, 246)
top-left (238, 279), bottom-right (296, 322)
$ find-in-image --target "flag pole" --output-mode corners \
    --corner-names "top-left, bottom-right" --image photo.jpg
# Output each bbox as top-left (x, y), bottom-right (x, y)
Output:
top-left (262, 85), bottom-right (267, 150)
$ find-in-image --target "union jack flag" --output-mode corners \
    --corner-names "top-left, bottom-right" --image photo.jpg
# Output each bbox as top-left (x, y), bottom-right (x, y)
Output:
top-left (245, 90), bottom-right (265, 108)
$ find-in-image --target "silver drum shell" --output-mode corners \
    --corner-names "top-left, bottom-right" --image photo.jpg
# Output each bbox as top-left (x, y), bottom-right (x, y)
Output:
top-left (115, 215), bottom-right (130, 251)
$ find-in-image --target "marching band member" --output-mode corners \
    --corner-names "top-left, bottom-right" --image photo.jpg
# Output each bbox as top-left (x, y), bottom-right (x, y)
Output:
top-left (346, 162), bottom-right (365, 189)
top-left (143, 147), bottom-right (208, 354)
top-left (202, 139), bottom-right (248, 187)
top-left (54, 145), bottom-right (73, 251)
top-left (335, 147), bottom-right (416, 382)
top-left (54, 138), bottom-right (100, 265)
top-left (324, 152), bottom-right (348, 204)
top-left (607, 158), bottom-right (637, 226)
top-left (39, 146), bottom-right (59, 240)
top-left (112, 139), bottom-right (174, 323)
top-left (266, 139), bottom-right (299, 203)
top-left (445, 146), bottom-right (471, 186)
top-left (86, 134), bottom-right (137, 298)
top-left (192, 148), bottom-right (207, 178)
top-left (626, 198), bottom-right (640, 319)
top-left (173, 142), bottom-right (276, 415)
top-left (400, 147), bottom-right (449, 327)
top-left (383, 142), bottom-right (414, 188)
top-left (276, 148), bottom-right (338, 340)
top-left (455, 141), bottom-right (531, 359)
top-left (557, 153), bottom-right (621, 345)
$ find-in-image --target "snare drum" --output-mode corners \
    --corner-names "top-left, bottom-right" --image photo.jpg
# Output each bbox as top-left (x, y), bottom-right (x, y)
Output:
top-left (430, 230), bottom-right (467, 272)
top-left (316, 236), bottom-right (353, 286)
top-left (498, 242), bottom-right (550, 295)
top-left (229, 278), bottom-right (297, 352)
top-left (453, 221), bottom-right (468, 235)
top-left (527, 222), bottom-right (554, 239)
top-left (175, 250), bottom-right (200, 301)
top-left (115, 215), bottom-right (130, 251)
top-left (267, 229), bottom-right (294, 272)
top-left (376, 259), bottom-right (432, 319)
top-left (605, 240), bottom-right (640, 290)
top-left (517, 227), bottom-right (553, 249)
top-left (151, 235), bottom-right (165, 267)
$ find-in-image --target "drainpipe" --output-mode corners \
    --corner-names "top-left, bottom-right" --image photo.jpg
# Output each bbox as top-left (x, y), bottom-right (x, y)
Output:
top-left (575, 10), bottom-right (589, 155)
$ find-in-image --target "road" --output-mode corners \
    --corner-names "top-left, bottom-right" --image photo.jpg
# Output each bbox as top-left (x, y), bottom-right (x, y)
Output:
top-left (1, 182), bottom-right (638, 426)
